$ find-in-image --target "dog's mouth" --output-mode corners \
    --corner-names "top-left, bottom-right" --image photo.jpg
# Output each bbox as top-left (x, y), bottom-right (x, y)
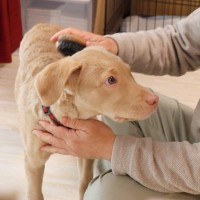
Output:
top-left (112, 111), bottom-right (156, 122)
top-left (113, 117), bottom-right (133, 122)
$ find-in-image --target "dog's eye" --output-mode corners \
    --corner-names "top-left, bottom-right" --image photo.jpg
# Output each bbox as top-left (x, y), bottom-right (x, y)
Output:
top-left (106, 76), bottom-right (117, 85)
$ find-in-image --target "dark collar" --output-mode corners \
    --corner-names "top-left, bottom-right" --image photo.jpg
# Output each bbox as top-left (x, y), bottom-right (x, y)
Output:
top-left (42, 105), bottom-right (62, 126)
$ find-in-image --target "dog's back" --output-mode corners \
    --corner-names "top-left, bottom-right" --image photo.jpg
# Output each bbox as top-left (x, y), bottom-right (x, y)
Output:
top-left (19, 24), bottom-right (62, 72)
top-left (14, 24), bottom-right (66, 137)
top-left (15, 24), bottom-right (62, 99)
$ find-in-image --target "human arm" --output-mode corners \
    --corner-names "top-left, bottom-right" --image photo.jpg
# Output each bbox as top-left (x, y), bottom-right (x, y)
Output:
top-left (109, 97), bottom-right (200, 194)
top-left (34, 117), bottom-right (200, 194)
top-left (108, 8), bottom-right (200, 76)
top-left (112, 135), bottom-right (200, 194)
top-left (51, 8), bottom-right (200, 76)
top-left (33, 113), bottom-right (200, 194)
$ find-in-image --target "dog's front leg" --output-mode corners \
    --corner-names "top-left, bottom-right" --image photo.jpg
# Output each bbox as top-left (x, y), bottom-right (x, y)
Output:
top-left (78, 158), bottom-right (94, 200)
top-left (22, 126), bottom-right (51, 200)
top-left (25, 155), bottom-right (45, 200)
top-left (24, 150), bottom-right (50, 200)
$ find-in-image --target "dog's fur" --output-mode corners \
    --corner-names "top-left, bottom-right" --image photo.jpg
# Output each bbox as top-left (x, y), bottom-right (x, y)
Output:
top-left (15, 24), bottom-right (158, 200)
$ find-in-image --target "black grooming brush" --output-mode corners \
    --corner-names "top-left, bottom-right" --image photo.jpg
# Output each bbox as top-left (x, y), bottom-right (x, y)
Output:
top-left (56, 34), bottom-right (86, 56)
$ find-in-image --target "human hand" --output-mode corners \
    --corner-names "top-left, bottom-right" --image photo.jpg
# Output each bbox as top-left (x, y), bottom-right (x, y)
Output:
top-left (33, 117), bottom-right (116, 160)
top-left (51, 27), bottom-right (118, 55)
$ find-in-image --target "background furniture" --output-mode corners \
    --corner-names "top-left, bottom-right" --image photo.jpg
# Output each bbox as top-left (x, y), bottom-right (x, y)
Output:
top-left (102, 0), bottom-right (200, 34)
top-left (1, 0), bottom-right (199, 63)
top-left (22, 0), bottom-right (95, 33)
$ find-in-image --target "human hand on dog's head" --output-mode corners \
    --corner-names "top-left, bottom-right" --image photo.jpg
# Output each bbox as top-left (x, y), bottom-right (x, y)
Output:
top-left (33, 117), bottom-right (116, 161)
top-left (50, 27), bottom-right (118, 55)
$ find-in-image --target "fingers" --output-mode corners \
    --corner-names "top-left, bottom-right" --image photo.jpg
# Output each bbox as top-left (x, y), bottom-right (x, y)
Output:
top-left (33, 129), bottom-right (66, 148)
top-left (32, 121), bottom-right (77, 155)
top-left (35, 119), bottom-right (85, 140)
top-left (50, 27), bottom-right (103, 44)
top-left (38, 121), bottom-right (69, 138)
top-left (50, 28), bottom-right (76, 42)
top-left (50, 28), bottom-right (89, 42)
top-left (41, 145), bottom-right (69, 155)
top-left (50, 27), bottom-right (118, 55)
top-left (35, 119), bottom-right (86, 141)
top-left (61, 117), bottom-right (98, 132)
top-left (61, 117), bottom-right (87, 130)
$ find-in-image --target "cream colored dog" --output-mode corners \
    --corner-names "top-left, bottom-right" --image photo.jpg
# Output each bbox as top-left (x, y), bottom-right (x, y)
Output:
top-left (15, 24), bottom-right (158, 200)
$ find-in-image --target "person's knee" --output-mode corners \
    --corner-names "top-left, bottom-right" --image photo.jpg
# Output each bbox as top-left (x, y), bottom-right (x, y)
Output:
top-left (84, 171), bottom-right (198, 200)
top-left (84, 171), bottom-right (138, 200)
top-left (84, 171), bottom-right (159, 200)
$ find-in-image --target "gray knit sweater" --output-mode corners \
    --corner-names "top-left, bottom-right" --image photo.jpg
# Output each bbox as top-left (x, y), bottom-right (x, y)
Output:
top-left (109, 8), bottom-right (200, 194)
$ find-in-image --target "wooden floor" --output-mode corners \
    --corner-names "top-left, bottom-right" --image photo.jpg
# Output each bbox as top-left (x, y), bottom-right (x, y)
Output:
top-left (0, 53), bottom-right (199, 200)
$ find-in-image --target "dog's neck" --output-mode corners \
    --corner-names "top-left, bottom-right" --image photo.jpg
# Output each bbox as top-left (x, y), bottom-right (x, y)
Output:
top-left (44, 93), bottom-right (98, 123)
top-left (42, 105), bottom-right (62, 126)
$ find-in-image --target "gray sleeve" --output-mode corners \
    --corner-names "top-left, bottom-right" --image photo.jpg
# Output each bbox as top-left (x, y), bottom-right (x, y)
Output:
top-left (107, 8), bottom-right (200, 76)
top-left (111, 135), bottom-right (200, 194)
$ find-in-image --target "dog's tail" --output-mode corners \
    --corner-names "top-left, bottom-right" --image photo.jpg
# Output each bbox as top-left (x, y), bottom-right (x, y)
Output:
top-left (56, 34), bottom-right (86, 56)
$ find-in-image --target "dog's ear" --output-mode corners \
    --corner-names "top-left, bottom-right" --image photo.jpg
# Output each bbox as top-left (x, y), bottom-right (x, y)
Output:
top-left (34, 57), bottom-right (82, 106)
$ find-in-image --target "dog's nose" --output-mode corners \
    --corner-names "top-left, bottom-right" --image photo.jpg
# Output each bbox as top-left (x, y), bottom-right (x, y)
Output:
top-left (145, 95), bottom-right (159, 106)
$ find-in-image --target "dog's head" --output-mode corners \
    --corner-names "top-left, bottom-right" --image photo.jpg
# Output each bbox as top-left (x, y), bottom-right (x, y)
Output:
top-left (34, 46), bottom-right (158, 122)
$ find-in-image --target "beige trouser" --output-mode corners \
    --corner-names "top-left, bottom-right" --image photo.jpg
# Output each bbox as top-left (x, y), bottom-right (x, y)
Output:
top-left (84, 91), bottom-right (200, 200)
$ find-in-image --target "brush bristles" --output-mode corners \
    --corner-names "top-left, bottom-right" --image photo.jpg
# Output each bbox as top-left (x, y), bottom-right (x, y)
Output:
top-left (57, 34), bottom-right (86, 56)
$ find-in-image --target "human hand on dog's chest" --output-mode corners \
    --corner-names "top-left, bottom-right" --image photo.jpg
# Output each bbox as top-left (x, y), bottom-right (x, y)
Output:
top-left (33, 117), bottom-right (116, 161)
